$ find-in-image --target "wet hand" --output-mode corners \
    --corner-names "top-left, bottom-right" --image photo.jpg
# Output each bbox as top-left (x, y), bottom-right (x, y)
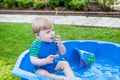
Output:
top-left (55, 35), bottom-right (62, 46)
top-left (49, 54), bottom-right (59, 58)
top-left (46, 54), bottom-right (59, 64)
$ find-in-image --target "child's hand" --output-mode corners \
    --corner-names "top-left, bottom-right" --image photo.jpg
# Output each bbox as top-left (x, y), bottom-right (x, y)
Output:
top-left (46, 54), bottom-right (59, 64)
top-left (55, 35), bottom-right (62, 46)
top-left (49, 54), bottom-right (59, 58)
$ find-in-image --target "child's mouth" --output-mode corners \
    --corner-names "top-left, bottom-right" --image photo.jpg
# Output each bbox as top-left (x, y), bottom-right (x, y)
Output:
top-left (50, 37), bottom-right (56, 42)
top-left (50, 37), bottom-right (55, 41)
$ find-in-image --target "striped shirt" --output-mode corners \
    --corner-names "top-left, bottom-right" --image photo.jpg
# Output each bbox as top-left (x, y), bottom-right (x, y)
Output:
top-left (29, 39), bottom-right (41, 57)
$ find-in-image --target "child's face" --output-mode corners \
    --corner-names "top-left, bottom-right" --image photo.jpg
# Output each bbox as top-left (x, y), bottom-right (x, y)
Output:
top-left (38, 27), bottom-right (55, 42)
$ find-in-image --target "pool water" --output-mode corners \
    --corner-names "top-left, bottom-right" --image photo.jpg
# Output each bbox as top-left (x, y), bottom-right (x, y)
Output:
top-left (53, 58), bottom-right (120, 80)
top-left (74, 59), bottom-right (120, 80)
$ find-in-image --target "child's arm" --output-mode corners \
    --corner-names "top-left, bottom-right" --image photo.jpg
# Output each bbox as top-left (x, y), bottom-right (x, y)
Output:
top-left (55, 35), bottom-right (66, 55)
top-left (30, 54), bottom-right (59, 66)
top-left (30, 56), bottom-right (48, 66)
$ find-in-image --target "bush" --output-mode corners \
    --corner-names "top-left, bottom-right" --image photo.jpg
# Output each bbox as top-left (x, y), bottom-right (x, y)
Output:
top-left (69, 0), bottom-right (86, 10)
top-left (0, 0), bottom-right (3, 3)
top-left (17, 0), bottom-right (33, 9)
top-left (106, 0), bottom-right (115, 5)
top-left (58, 0), bottom-right (72, 9)
top-left (33, 0), bottom-right (45, 9)
top-left (48, 0), bottom-right (59, 9)
top-left (0, 0), bottom-right (4, 8)
top-left (59, 0), bottom-right (65, 6)
top-left (3, 0), bottom-right (16, 8)
top-left (98, 0), bottom-right (115, 5)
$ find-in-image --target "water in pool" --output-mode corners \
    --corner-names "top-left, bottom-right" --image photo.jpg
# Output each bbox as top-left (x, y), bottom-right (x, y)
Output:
top-left (54, 59), bottom-right (120, 80)
top-left (73, 59), bottom-right (120, 80)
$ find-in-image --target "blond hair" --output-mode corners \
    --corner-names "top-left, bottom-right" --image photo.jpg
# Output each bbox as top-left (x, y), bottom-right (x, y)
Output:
top-left (32, 17), bottom-right (53, 34)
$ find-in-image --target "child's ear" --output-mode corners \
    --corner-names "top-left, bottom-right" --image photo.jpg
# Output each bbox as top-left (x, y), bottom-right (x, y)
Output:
top-left (35, 33), bottom-right (40, 38)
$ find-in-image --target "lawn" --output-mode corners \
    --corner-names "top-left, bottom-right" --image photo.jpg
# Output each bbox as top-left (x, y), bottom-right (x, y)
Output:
top-left (0, 22), bottom-right (120, 80)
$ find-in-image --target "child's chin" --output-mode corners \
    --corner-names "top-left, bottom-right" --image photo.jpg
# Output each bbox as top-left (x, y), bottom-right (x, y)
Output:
top-left (48, 40), bottom-right (52, 43)
top-left (48, 41), bottom-right (52, 43)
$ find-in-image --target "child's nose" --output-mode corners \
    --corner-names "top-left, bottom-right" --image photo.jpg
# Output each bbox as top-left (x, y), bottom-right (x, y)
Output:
top-left (51, 31), bottom-right (55, 35)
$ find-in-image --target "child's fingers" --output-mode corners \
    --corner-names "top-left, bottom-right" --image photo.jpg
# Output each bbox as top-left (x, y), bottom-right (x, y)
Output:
top-left (55, 35), bottom-right (61, 43)
top-left (54, 54), bottom-right (59, 58)
top-left (49, 55), bottom-right (55, 58)
top-left (56, 35), bottom-right (60, 39)
top-left (49, 54), bottom-right (59, 58)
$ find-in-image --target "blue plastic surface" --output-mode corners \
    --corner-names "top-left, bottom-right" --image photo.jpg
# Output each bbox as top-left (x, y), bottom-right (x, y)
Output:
top-left (68, 48), bottom-right (95, 70)
top-left (12, 40), bottom-right (120, 80)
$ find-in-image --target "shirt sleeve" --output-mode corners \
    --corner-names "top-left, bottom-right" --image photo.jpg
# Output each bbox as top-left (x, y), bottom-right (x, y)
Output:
top-left (29, 39), bottom-right (41, 57)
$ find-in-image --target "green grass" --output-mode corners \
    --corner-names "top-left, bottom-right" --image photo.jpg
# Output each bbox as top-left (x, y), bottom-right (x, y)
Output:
top-left (0, 22), bottom-right (120, 80)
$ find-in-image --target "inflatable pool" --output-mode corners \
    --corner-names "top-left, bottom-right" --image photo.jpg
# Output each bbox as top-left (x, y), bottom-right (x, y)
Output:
top-left (12, 40), bottom-right (120, 80)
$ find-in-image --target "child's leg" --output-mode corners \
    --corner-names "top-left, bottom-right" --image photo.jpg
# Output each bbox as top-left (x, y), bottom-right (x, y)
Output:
top-left (55, 61), bottom-right (82, 80)
top-left (55, 61), bottom-right (74, 77)
top-left (36, 69), bottom-right (67, 80)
